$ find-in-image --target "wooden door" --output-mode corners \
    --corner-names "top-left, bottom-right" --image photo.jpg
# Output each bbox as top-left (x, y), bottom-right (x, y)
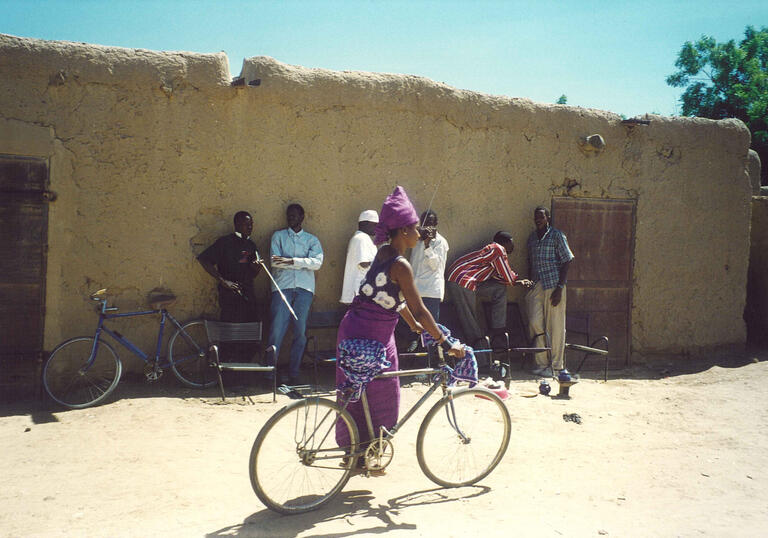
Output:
top-left (0, 155), bottom-right (50, 401)
top-left (551, 198), bottom-right (635, 367)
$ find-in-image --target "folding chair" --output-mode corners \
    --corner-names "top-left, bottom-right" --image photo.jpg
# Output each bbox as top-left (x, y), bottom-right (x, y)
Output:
top-left (504, 302), bottom-right (552, 370)
top-left (565, 312), bottom-right (609, 381)
top-left (204, 320), bottom-right (276, 402)
top-left (481, 302), bottom-right (551, 376)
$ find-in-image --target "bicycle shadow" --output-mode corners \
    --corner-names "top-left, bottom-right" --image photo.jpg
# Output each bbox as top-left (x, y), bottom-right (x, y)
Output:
top-left (205, 485), bottom-right (490, 537)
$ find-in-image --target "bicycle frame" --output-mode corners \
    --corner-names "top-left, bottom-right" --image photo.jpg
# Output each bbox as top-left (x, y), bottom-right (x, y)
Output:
top-left (86, 299), bottom-right (188, 369)
top-left (338, 363), bottom-right (468, 459)
top-left (361, 367), bottom-right (446, 441)
top-left (295, 360), bottom-right (476, 473)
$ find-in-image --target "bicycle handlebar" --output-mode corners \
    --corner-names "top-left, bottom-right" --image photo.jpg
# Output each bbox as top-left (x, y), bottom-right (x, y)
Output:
top-left (375, 367), bottom-right (441, 379)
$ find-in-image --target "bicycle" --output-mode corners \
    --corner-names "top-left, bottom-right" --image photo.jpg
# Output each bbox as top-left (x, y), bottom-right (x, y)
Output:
top-left (248, 348), bottom-right (512, 514)
top-left (43, 289), bottom-right (212, 409)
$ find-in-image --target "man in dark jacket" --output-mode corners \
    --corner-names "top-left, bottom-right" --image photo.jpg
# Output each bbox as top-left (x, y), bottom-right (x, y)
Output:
top-left (198, 211), bottom-right (263, 322)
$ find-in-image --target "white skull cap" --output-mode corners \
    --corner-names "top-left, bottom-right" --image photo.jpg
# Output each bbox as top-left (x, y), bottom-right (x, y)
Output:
top-left (358, 210), bottom-right (379, 223)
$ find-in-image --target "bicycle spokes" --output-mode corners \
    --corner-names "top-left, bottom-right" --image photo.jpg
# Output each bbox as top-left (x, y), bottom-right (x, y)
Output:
top-left (250, 399), bottom-right (359, 514)
top-left (43, 337), bottom-right (122, 409)
top-left (169, 320), bottom-right (215, 389)
top-left (417, 388), bottom-right (511, 488)
top-left (293, 399), bottom-right (350, 467)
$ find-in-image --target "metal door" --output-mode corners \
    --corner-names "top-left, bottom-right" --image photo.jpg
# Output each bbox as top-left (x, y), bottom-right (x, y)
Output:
top-left (0, 155), bottom-right (50, 401)
top-left (551, 198), bottom-right (635, 367)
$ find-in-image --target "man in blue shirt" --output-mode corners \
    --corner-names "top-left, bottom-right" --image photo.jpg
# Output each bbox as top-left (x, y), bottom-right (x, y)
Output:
top-left (526, 206), bottom-right (574, 377)
top-left (268, 203), bottom-right (324, 385)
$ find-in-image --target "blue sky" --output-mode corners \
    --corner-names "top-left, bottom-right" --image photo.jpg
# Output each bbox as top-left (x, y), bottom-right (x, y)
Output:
top-left (3, 0), bottom-right (767, 117)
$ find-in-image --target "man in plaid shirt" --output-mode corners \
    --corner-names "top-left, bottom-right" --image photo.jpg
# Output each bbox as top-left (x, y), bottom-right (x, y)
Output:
top-left (526, 206), bottom-right (574, 376)
top-left (446, 231), bottom-right (532, 347)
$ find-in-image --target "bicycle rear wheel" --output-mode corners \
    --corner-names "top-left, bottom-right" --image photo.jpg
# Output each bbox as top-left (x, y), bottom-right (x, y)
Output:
top-left (250, 397), bottom-right (359, 515)
top-left (43, 337), bottom-right (122, 409)
top-left (417, 387), bottom-right (511, 487)
top-left (168, 320), bottom-right (215, 388)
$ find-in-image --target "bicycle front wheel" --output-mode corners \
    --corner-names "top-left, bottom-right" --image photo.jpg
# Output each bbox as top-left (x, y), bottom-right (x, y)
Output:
top-left (168, 319), bottom-right (215, 388)
top-left (417, 387), bottom-right (511, 487)
top-left (43, 337), bottom-right (122, 409)
top-left (250, 397), bottom-right (359, 515)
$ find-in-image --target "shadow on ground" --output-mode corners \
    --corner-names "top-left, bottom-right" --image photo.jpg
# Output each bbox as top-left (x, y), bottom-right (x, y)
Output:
top-left (205, 485), bottom-right (490, 537)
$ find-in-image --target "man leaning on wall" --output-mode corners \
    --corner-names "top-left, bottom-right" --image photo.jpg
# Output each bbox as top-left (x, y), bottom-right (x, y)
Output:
top-left (526, 206), bottom-right (574, 377)
top-left (197, 210), bottom-right (263, 323)
top-left (197, 211), bottom-right (264, 375)
top-left (267, 203), bottom-right (324, 386)
top-left (340, 210), bottom-right (379, 305)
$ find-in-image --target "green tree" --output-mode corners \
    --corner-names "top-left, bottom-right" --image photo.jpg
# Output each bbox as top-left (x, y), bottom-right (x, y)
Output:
top-left (556, 94), bottom-right (567, 105)
top-left (667, 25), bottom-right (768, 184)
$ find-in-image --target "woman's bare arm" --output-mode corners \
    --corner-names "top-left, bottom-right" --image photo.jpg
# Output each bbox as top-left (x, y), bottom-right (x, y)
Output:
top-left (398, 305), bottom-right (423, 334)
top-left (390, 257), bottom-right (464, 356)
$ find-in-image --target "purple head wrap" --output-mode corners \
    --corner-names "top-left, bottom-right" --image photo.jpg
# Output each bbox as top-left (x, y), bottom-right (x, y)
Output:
top-left (373, 186), bottom-right (419, 245)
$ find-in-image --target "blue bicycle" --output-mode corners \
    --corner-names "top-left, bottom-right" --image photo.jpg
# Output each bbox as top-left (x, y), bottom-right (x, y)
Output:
top-left (43, 289), bottom-right (212, 409)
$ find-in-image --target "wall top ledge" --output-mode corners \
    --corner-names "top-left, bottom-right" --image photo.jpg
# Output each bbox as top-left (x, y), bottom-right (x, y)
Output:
top-left (0, 33), bottom-right (230, 90)
top-left (239, 56), bottom-right (750, 140)
top-left (0, 33), bottom-right (751, 144)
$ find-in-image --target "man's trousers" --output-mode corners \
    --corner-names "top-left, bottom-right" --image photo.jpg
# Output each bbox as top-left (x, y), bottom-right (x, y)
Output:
top-left (526, 281), bottom-right (567, 370)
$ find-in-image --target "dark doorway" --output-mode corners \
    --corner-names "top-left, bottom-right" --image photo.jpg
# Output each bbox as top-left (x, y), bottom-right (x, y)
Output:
top-left (0, 155), bottom-right (50, 402)
top-left (551, 197), bottom-right (636, 368)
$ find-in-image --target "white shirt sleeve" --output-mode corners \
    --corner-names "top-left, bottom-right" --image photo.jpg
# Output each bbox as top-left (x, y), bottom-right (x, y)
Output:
top-left (340, 232), bottom-right (376, 303)
top-left (290, 235), bottom-right (324, 271)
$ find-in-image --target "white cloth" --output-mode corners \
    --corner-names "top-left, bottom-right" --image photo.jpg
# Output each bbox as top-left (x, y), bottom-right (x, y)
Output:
top-left (340, 231), bottom-right (377, 304)
top-left (526, 281), bottom-right (567, 370)
top-left (410, 232), bottom-right (449, 300)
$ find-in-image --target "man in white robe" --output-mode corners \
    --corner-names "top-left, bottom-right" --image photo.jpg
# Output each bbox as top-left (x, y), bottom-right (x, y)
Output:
top-left (340, 210), bottom-right (379, 305)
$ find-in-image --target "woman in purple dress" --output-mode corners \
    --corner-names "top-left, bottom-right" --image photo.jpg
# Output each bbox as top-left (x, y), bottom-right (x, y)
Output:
top-left (335, 186), bottom-right (465, 450)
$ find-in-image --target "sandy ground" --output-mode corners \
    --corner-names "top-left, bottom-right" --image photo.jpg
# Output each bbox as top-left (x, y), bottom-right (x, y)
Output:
top-left (2, 351), bottom-right (768, 538)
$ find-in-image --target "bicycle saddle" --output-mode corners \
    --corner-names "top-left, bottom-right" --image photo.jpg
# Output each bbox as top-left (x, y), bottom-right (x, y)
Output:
top-left (90, 288), bottom-right (108, 301)
top-left (148, 293), bottom-right (177, 310)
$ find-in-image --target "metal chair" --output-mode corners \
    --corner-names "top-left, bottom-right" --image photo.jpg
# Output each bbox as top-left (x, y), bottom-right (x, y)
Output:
top-left (481, 302), bottom-right (552, 375)
top-left (204, 320), bottom-right (276, 402)
top-left (565, 312), bottom-right (609, 381)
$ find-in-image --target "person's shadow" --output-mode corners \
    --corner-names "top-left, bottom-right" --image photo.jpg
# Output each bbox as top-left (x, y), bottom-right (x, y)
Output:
top-left (206, 485), bottom-right (490, 537)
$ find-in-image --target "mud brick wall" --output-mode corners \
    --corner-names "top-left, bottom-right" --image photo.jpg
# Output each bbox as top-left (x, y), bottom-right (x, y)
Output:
top-left (0, 34), bottom-right (753, 364)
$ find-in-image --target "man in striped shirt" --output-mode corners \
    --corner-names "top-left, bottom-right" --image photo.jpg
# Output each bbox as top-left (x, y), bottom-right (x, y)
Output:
top-left (446, 231), bottom-right (532, 347)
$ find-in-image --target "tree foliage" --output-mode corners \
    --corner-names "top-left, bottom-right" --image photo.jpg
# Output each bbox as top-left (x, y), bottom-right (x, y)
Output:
top-left (667, 26), bottom-right (768, 184)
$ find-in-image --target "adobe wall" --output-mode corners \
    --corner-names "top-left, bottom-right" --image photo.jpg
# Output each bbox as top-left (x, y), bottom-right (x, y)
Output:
top-left (0, 34), bottom-right (753, 364)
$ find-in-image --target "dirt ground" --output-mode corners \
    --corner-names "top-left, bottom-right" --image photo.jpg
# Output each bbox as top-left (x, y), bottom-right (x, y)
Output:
top-left (2, 351), bottom-right (767, 538)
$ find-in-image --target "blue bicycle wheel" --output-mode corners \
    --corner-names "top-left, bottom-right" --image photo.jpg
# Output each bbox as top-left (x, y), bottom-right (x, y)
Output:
top-left (168, 320), bottom-right (216, 388)
top-left (43, 337), bottom-right (122, 409)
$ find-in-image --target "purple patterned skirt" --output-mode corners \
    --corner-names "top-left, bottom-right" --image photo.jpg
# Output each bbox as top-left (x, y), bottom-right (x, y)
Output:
top-left (335, 298), bottom-right (400, 447)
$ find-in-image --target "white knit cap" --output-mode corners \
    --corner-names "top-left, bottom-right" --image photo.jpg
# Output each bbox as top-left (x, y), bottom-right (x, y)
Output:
top-left (358, 209), bottom-right (379, 223)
